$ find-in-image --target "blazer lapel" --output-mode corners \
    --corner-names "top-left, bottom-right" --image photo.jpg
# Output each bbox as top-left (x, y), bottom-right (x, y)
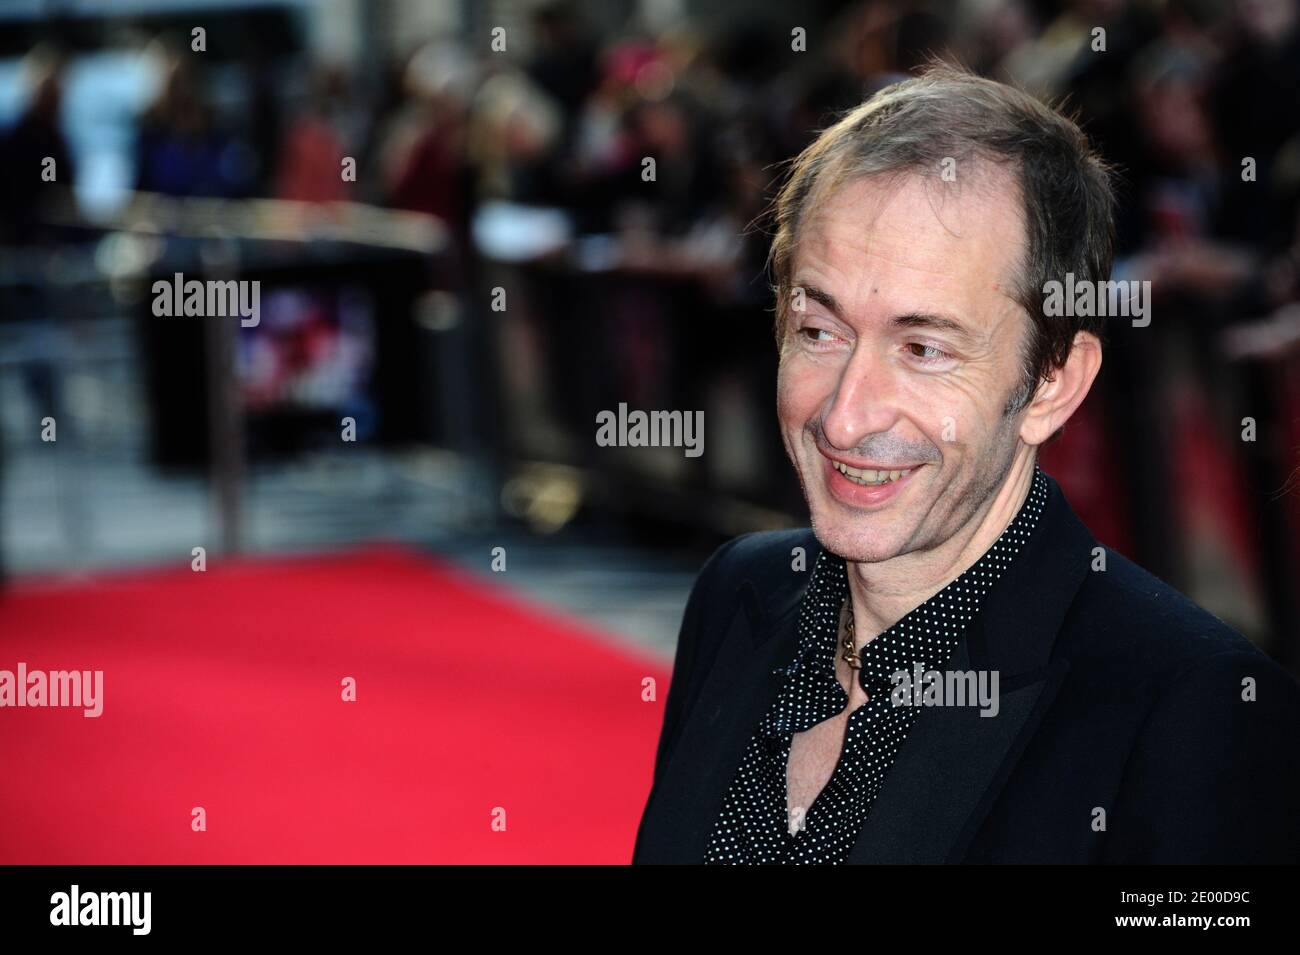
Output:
top-left (845, 641), bottom-right (1071, 863)
top-left (633, 569), bottom-right (806, 863)
top-left (847, 470), bottom-right (1093, 863)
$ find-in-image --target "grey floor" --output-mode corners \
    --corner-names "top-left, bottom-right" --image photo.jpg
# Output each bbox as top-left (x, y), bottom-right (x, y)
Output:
top-left (0, 314), bottom-right (705, 662)
top-left (0, 332), bottom-right (695, 663)
top-left (1, 450), bottom-right (698, 664)
top-left (432, 529), bottom-right (699, 660)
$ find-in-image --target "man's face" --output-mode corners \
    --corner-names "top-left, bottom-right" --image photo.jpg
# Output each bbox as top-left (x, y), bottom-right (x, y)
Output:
top-left (776, 168), bottom-right (1033, 564)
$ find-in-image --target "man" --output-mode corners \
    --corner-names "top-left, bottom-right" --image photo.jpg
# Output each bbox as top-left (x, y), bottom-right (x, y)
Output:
top-left (632, 64), bottom-right (1300, 864)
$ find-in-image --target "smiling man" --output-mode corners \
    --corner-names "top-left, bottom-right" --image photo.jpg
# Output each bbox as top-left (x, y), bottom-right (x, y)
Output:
top-left (632, 64), bottom-right (1300, 864)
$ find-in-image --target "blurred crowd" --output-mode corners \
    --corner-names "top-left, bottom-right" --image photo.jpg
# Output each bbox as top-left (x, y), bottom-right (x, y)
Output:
top-left (7, 0), bottom-right (1300, 328)
top-left (5, 0), bottom-right (1300, 326)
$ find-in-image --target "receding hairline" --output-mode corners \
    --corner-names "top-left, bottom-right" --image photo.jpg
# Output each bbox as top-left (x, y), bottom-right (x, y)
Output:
top-left (775, 158), bottom-right (1034, 334)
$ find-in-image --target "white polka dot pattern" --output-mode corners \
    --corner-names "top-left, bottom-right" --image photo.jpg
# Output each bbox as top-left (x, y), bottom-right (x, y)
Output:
top-left (703, 465), bottom-right (1049, 864)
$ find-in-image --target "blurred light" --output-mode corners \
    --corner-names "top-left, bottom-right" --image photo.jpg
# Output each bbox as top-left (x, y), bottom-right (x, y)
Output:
top-left (634, 60), bottom-right (675, 101)
top-left (472, 200), bottom-right (572, 262)
top-left (501, 465), bottom-right (584, 534)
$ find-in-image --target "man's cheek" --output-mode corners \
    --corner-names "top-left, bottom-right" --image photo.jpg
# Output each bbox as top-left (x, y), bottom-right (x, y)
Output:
top-left (775, 374), bottom-right (810, 428)
top-left (779, 359), bottom-right (834, 411)
top-left (905, 381), bottom-right (987, 448)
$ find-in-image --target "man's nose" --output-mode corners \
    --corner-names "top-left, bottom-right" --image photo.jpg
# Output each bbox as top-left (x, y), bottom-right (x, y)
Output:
top-left (821, 347), bottom-right (901, 450)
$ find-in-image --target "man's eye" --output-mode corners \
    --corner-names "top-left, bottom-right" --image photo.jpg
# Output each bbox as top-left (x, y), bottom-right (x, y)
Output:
top-left (799, 327), bottom-right (837, 344)
top-left (907, 343), bottom-right (953, 362)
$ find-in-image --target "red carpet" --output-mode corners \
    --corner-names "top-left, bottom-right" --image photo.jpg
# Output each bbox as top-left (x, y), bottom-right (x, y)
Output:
top-left (0, 546), bottom-right (669, 863)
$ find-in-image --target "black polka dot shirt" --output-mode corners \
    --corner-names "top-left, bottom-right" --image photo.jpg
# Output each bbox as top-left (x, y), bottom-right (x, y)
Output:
top-left (703, 465), bottom-right (1049, 864)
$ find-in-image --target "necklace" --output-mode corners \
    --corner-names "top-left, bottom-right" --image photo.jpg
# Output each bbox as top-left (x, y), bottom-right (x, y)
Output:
top-left (840, 598), bottom-right (861, 670)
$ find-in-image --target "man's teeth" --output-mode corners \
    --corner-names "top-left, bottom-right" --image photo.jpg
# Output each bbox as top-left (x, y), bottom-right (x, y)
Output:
top-left (832, 462), bottom-right (912, 486)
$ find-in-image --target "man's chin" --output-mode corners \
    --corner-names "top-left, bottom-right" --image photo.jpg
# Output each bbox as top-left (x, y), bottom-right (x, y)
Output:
top-left (808, 517), bottom-right (907, 565)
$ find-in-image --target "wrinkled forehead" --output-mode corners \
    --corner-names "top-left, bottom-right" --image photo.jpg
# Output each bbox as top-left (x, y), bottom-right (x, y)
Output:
top-left (789, 165), bottom-right (1029, 318)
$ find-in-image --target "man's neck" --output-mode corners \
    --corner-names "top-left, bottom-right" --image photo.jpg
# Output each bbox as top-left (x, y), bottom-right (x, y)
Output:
top-left (844, 450), bottom-right (1038, 641)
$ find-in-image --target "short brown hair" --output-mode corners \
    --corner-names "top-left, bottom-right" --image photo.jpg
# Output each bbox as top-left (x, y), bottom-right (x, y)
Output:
top-left (768, 62), bottom-right (1116, 414)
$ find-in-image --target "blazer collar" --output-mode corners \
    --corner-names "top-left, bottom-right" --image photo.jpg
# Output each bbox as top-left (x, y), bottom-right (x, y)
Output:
top-left (963, 468), bottom-right (1095, 679)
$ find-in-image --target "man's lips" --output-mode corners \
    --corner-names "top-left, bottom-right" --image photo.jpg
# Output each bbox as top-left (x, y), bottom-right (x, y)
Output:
top-left (819, 447), bottom-right (929, 476)
top-left (822, 454), bottom-right (926, 472)
top-left (818, 450), bottom-right (927, 506)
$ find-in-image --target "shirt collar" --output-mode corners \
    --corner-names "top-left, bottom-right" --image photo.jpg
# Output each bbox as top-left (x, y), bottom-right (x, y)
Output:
top-left (767, 464), bottom-right (1050, 733)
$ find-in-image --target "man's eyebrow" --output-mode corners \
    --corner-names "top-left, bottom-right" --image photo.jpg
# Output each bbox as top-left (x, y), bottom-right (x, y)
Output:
top-left (792, 283), bottom-right (841, 316)
top-left (891, 312), bottom-right (976, 343)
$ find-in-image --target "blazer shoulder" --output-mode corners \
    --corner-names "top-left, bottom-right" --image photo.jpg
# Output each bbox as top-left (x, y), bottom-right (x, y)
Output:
top-left (1062, 543), bottom-right (1275, 678)
top-left (703, 527), bottom-right (819, 591)
top-left (682, 528), bottom-right (819, 628)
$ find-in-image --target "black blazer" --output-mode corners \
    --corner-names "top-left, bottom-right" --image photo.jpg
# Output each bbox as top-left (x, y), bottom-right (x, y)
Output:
top-left (632, 471), bottom-right (1300, 863)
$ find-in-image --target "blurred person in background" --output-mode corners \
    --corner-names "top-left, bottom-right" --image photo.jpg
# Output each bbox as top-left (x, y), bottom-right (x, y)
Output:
top-left (274, 64), bottom-right (360, 205)
top-left (382, 39), bottom-right (476, 232)
top-left (469, 71), bottom-right (566, 207)
top-left (133, 45), bottom-right (253, 198)
top-left (0, 45), bottom-right (75, 246)
top-left (526, 0), bottom-right (600, 145)
top-left (0, 45), bottom-right (79, 591)
top-left (0, 45), bottom-right (82, 585)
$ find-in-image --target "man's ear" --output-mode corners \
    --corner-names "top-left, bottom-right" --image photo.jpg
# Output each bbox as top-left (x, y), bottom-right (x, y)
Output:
top-left (1018, 331), bottom-right (1102, 447)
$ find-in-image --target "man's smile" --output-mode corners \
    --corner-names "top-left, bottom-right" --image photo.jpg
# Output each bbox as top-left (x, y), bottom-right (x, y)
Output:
top-left (820, 450), bottom-right (926, 508)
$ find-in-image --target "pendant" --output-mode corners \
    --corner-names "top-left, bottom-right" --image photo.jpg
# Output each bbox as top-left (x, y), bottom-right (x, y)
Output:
top-left (840, 636), bottom-right (862, 670)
